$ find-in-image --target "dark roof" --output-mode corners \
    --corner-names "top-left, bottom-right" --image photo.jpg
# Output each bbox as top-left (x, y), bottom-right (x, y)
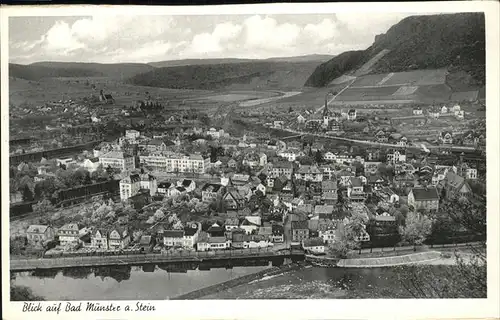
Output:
top-left (184, 227), bottom-right (198, 236)
top-left (182, 179), bottom-right (193, 187)
top-left (445, 171), bottom-right (466, 189)
top-left (410, 187), bottom-right (439, 200)
top-left (291, 220), bottom-right (309, 230)
top-left (202, 183), bottom-right (222, 192)
top-left (163, 230), bottom-right (184, 238)
top-left (158, 182), bottom-right (172, 188)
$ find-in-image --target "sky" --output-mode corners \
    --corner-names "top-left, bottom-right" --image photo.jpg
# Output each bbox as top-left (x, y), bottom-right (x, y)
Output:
top-left (9, 13), bottom-right (414, 64)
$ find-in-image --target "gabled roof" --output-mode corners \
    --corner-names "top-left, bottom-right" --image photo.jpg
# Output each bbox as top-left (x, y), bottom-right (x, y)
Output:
top-left (184, 227), bottom-right (198, 236)
top-left (291, 220), bottom-right (309, 230)
top-left (163, 230), bottom-right (184, 238)
top-left (350, 177), bottom-right (363, 187)
top-left (410, 187), bottom-right (439, 201)
top-left (445, 171), bottom-right (467, 190)
top-left (27, 225), bottom-right (50, 234)
top-left (297, 165), bottom-right (321, 174)
top-left (59, 223), bottom-right (79, 232)
top-left (272, 161), bottom-right (293, 169)
top-left (202, 183), bottom-right (222, 192)
top-left (158, 182), bottom-right (173, 189)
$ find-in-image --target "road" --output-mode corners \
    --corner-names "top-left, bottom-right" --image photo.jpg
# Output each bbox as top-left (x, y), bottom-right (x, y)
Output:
top-left (280, 128), bottom-right (481, 152)
top-left (10, 247), bottom-right (294, 272)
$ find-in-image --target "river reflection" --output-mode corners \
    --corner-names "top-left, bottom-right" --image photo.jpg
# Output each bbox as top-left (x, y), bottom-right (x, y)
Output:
top-left (11, 260), bottom-right (273, 300)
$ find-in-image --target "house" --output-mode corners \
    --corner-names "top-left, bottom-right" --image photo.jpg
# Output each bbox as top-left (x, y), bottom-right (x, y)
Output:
top-left (314, 205), bottom-right (334, 220)
top-left (271, 224), bottom-right (284, 243)
top-left (321, 180), bottom-right (338, 204)
top-left (257, 226), bottom-right (273, 240)
top-left (57, 223), bottom-right (80, 246)
top-left (338, 169), bottom-right (356, 187)
top-left (231, 174), bottom-right (251, 186)
top-left (240, 217), bottom-right (261, 235)
top-left (270, 161), bottom-right (294, 179)
top-left (347, 109), bottom-right (357, 121)
top-left (291, 220), bottom-right (310, 244)
top-left (125, 129), bottom-right (140, 141)
top-left (177, 179), bottom-right (196, 193)
top-left (209, 237), bottom-right (230, 250)
top-left (225, 218), bottom-right (240, 231)
top-left (99, 151), bottom-right (135, 172)
top-left (206, 128), bottom-right (225, 139)
top-left (183, 223), bottom-right (200, 248)
top-left (302, 237), bottom-right (326, 255)
top-left (223, 188), bottom-right (246, 210)
top-left (91, 228), bottom-right (109, 249)
top-left (140, 173), bottom-right (158, 196)
top-left (143, 139), bottom-right (175, 153)
top-left (201, 183), bottom-right (224, 202)
top-left (295, 165), bottom-right (323, 182)
top-left (442, 171), bottom-right (472, 198)
top-left (323, 152), bottom-right (336, 162)
top-left (387, 149), bottom-right (406, 164)
top-left (196, 232), bottom-right (210, 251)
top-left (297, 114), bottom-right (306, 124)
top-left (413, 107), bottom-right (423, 115)
top-left (375, 130), bottom-right (388, 143)
top-left (408, 187), bottom-right (440, 211)
top-left (120, 174), bottom-right (141, 201)
top-left (277, 148), bottom-right (305, 162)
top-left (157, 182), bottom-right (175, 196)
top-left (439, 131), bottom-right (453, 145)
top-left (163, 230), bottom-right (184, 247)
top-left (26, 225), bottom-right (55, 246)
top-left (398, 136), bottom-right (408, 147)
top-left (81, 158), bottom-right (100, 172)
top-left (441, 105), bottom-right (448, 114)
top-left (108, 227), bottom-right (130, 249)
top-left (318, 219), bottom-right (337, 244)
top-left (207, 223), bottom-right (225, 237)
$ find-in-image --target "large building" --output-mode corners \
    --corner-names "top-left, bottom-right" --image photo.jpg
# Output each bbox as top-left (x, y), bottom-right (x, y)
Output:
top-left (99, 151), bottom-right (135, 172)
top-left (140, 153), bottom-right (210, 173)
top-left (120, 173), bottom-right (157, 200)
top-left (408, 187), bottom-right (440, 211)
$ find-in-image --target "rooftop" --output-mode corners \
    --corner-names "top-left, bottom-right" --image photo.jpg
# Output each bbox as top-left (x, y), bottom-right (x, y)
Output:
top-left (410, 187), bottom-right (439, 200)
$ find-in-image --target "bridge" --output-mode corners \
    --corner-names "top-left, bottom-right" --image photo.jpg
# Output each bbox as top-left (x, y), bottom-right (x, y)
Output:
top-left (10, 248), bottom-right (302, 272)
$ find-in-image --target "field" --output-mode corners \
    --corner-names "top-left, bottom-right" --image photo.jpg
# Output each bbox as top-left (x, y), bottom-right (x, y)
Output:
top-left (350, 69), bottom-right (448, 88)
top-left (450, 91), bottom-right (479, 102)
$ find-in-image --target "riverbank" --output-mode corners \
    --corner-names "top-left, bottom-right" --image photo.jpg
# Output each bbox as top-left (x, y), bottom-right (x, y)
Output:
top-left (171, 262), bottom-right (305, 300)
top-left (337, 251), bottom-right (442, 268)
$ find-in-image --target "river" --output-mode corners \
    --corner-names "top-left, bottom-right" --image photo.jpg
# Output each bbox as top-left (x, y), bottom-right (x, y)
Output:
top-left (11, 261), bottom-right (483, 300)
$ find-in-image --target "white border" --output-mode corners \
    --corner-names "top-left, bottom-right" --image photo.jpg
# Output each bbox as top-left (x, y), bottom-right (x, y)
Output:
top-left (1, 2), bottom-right (499, 320)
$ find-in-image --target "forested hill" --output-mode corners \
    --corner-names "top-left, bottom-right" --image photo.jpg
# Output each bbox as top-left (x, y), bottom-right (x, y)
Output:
top-left (305, 12), bottom-right (485, 87)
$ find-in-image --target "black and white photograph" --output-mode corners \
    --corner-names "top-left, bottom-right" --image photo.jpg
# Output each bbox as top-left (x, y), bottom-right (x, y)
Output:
top-left (1, 2), bottom-right (499, 319)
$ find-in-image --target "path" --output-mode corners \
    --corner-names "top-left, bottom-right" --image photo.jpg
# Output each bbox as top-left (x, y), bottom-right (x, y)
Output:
top-left (315, 79), bottom-right (356, 114)
top-left (279, 128), bottom-right (481, 152)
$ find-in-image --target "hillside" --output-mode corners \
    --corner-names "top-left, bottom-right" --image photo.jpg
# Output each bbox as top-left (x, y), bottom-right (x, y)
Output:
top-left (29, 62), bottom-right (155, 79)
top-left (9, 63), bottom-right (104, 81)
top-left (148, 54), bottom-right (333, 68)
top-left (126, 61), bottom-right (323, 90)
top-left (305, 12), bottom-right (485, 87)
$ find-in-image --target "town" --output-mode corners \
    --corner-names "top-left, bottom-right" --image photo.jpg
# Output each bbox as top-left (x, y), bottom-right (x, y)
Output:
top-left (9, 89), bottom-right (486, 263)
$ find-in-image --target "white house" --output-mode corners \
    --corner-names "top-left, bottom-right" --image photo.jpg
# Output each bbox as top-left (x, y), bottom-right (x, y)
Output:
top-left (119, 174), bottom-right (141, 200)
top-left (57, 223), bottom-right (80, 246)
top-left (125, 129), bottom-right (140, 141)
top-left (302, 238), bottom-right (325, 254)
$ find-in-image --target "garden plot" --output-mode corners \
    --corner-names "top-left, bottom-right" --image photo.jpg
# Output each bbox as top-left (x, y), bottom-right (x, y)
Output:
top-left (392, 86), bottom-right (419, 96)
top-left (382, 69), bottom-right (447, 86)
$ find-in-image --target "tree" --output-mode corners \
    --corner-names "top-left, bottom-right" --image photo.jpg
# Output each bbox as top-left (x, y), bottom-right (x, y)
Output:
top-left (22, 185), bottom-right (34, 202)
top-left (33, 199), bottom-right (55, 215)
top-left (399, 211), bottom-right (432, 250)
top-left (328, 221), bottom-right (361, 258)
top-left (314, 150), bottom-right (323, 164)
top-left (154, 209), bottom-right (165, 221)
